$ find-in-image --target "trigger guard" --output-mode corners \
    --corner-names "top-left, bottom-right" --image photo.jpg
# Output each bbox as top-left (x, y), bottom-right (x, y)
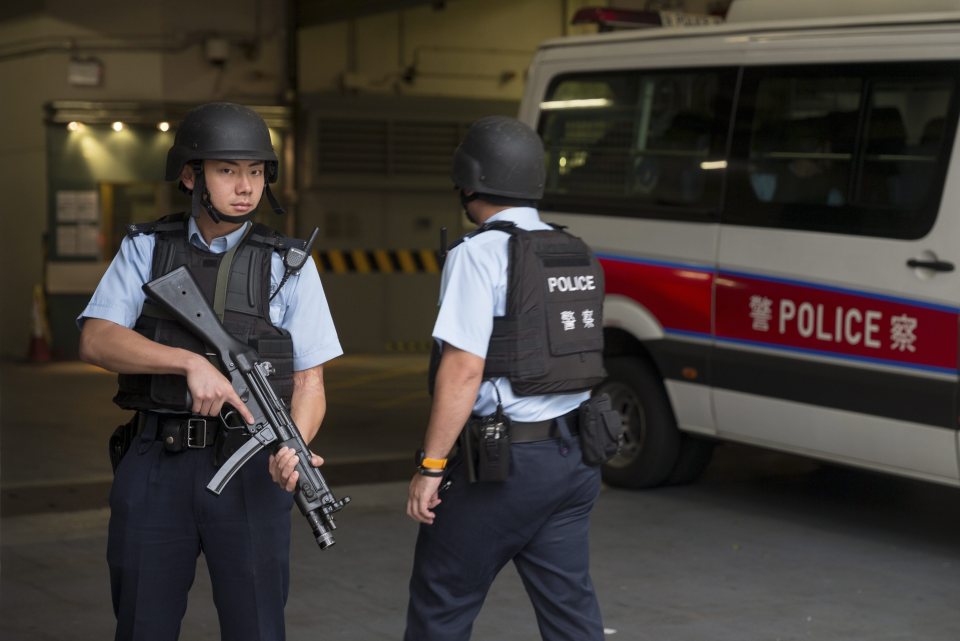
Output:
top-left (219, 406), bottom-right (250, 433)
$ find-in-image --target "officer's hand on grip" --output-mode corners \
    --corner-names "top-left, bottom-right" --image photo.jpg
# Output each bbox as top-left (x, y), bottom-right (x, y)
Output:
top-left (183, 353), bottom-right (255, 423)
top-left (270, 446), bottom-right (325, 492)
top-left (407, 473), bottom-right (444, 525)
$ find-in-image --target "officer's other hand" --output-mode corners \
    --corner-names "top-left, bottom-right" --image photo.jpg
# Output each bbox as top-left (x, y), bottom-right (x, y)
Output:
top-left (407, 473), bottom-right (443, 525)
top-left (270, 447), bottom-right (324, 493)
top-left (184, 354), bottom-right (255, 423)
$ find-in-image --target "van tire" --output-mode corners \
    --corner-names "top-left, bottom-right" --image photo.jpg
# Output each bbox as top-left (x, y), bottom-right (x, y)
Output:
top-left (597, 356), bottom-right (681, 488)
top-left (666, 435), bottom-right (715, 485)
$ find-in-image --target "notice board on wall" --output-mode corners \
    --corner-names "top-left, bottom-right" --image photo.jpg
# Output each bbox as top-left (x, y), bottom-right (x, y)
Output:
top-left (55, 190), bottom-right (100, 257)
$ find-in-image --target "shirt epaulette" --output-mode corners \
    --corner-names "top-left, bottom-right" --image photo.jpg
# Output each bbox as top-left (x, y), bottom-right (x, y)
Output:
top-left (447, 220), bottom-right (517, 253)
top-left (247, 224), bottom-right (306, 253)
top-left (124, 216), bottom-right (305, 253)
top-left (126, 220), bottom-right (187, 237)
top-left (125, 213), bottom-right (188, 237)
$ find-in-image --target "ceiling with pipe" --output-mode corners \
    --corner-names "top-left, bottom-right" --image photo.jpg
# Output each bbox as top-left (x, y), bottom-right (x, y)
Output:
top-left (0, 1), bottom-right (448, 27)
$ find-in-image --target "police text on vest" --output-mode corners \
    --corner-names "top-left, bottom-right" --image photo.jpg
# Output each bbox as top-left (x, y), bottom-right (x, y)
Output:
top-left (547, 275), bottom-right (596, 293)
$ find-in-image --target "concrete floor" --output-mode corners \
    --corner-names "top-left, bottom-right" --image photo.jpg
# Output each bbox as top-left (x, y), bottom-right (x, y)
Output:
top-left (3, 359), bottom-right (960, 640)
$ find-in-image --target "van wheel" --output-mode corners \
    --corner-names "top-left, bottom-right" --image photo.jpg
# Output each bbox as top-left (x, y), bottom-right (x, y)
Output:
top-left (666, 435), bottom-right (715, 485)
top-left (598, 357), bottom-right (681, 488)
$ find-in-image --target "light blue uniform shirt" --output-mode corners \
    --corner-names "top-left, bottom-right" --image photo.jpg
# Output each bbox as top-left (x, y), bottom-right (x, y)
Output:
top-left (79, 217), bottom-right (342, 371)
top-left (433, 207), bottom-right (590, 422)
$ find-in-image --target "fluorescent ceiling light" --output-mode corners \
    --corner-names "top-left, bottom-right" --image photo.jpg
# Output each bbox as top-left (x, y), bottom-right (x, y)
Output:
top-left (539, 98), bottom-right (613, 110)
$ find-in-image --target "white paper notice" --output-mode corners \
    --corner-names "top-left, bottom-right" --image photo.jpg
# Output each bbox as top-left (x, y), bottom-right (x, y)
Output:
top-left (56, 190), bottom-right (99, 223)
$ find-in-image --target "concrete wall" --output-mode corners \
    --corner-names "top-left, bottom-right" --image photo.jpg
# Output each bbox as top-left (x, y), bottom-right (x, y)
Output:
top-left (298, 0), bottom-right (614, 101)
top-left (298, 0), bottom-right (724, 100)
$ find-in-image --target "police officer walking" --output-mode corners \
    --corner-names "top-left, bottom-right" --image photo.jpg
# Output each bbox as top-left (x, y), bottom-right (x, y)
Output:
top-left (405, 116), bottom-right (609, 640)
top-left (78, 102), bottom-right (342, 641)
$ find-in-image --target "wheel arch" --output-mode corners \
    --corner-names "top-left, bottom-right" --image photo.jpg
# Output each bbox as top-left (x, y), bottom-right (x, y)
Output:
top-left (603, 294), bottom-right (668, 395)
top-left (603, 294), bottom-right (663, 343)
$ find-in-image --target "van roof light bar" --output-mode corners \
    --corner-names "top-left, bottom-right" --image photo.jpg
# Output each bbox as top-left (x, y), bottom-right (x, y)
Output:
top-left (571, 7), bottom-right (725, 32)
top-left (571, 7), bottom-right (661, 31)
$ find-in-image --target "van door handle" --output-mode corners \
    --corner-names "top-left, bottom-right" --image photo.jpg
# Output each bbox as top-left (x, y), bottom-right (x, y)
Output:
top-left (907, 258), bottom-right (955, 272)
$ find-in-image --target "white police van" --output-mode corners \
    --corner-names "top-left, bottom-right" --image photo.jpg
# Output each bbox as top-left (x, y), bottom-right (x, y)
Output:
top-left (519, 0), bottom-right (960, 487)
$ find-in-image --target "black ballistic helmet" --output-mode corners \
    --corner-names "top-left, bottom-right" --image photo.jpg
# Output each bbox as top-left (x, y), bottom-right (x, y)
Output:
top-left (165, 102), bottom-right (279, 183)
top-left (452, 116), bottom-right (545, 200)
top-left (165, 102), bottom-right (283, 222)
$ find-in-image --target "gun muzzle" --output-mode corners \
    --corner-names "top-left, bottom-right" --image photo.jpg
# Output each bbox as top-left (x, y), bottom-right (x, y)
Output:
top-left (317, 531), bottom-right (335, 549)
top-left (307, 511), bottom-right (337, 549)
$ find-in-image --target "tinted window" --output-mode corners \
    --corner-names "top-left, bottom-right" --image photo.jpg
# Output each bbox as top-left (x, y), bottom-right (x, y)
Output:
top-left (537, 69), bottom-right (735, 219)
top-left (726, 63), bottom-right (958, 239)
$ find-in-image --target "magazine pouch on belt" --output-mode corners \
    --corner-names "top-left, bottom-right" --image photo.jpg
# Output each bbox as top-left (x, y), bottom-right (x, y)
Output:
top-left (578, 393), bottom-right (624, 465)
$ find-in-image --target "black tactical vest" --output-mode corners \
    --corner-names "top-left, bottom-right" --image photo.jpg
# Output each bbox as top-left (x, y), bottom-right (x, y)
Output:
top-left (430, 221), bottom-right (606, 397)
top-left (114, 213), bottom-right (299, 412)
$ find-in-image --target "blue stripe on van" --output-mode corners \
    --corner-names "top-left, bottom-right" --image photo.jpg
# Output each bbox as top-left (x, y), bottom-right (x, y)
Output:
top-left (594, 252), bottom-right (713, 273)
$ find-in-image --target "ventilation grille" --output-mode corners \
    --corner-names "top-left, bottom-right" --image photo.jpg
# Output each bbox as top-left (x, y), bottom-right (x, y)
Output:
top-left (316, 119), bottom-right (466, 176)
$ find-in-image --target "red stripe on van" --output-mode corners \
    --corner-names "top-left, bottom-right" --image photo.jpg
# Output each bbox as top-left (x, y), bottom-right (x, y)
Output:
top-left (599, 256), bottom-right (957, 372)
top-left (715, 272), bottom-right (958, 372)
top-left (600, 257), bottom-right (712, 335)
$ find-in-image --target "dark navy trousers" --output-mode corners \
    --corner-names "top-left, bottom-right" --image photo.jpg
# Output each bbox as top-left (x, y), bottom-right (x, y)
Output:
top-left (108, 423), bottom-right (294, 641)
top-left (405, 433), bottom-right (605, 641)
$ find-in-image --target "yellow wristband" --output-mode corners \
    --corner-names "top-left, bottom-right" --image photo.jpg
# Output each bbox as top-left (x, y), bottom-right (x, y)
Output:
top-left (421, 457), bottom-right (447, 470)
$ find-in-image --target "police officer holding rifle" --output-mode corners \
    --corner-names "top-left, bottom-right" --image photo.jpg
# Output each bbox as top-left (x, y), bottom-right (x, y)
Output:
top-left (78, 102), bottom-right (342, 641)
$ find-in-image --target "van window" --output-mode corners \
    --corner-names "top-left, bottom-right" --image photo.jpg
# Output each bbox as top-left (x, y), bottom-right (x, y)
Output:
top-left (726, 63), bottom-right (959, 239)
top-left (537, 69), bottom-right (736, 220)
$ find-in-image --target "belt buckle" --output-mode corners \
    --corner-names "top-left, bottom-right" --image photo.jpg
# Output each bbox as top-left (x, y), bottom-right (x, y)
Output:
top-left (186, 418), bottom-right (208, 448)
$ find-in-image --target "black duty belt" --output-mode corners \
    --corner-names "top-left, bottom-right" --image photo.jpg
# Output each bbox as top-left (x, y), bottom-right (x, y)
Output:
top-left (509, 408), bottom-right (579, 444)
top-left (138, 412), bottom-right (220, 450)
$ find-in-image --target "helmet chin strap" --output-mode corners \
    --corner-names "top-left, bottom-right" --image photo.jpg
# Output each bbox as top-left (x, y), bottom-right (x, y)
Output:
top-left (188, 162), bottom-right (264, 225)
top-left (459, 189), bottom-right (480, 225)
top-left (264, 183), bottom-right (285, 215)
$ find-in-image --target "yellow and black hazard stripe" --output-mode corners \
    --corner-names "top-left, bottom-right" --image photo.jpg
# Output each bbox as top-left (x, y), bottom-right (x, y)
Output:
top-left (312, 249), bottom-right (441, 274)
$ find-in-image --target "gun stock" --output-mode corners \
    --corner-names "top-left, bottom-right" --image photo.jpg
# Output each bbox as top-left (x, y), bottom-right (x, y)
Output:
top-left (142, 267), bottom-right (251, 370)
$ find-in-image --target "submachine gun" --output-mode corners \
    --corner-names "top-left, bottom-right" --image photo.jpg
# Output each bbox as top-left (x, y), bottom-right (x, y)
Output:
top-left (143, 265), bottom-right (350, 549)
